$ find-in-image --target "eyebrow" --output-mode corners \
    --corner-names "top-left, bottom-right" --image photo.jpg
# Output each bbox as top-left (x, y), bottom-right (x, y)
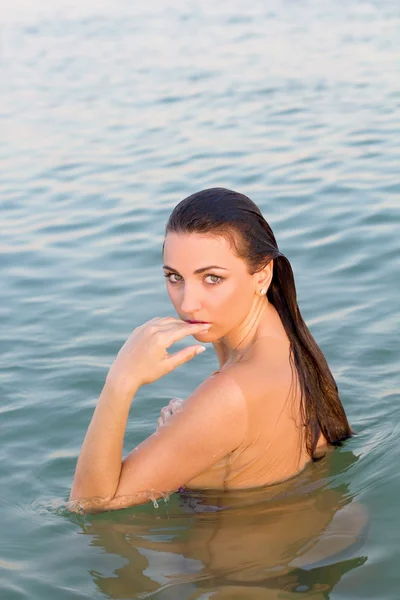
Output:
top-left (163, 264), bottom-right (229, 275)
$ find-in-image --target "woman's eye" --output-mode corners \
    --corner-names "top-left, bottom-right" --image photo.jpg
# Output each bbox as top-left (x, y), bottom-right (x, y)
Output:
top-left (205, 274), bottom-right (222, 285)
top-left (164, 273), bottom-right (182, 283)
top-left (164, 272), bottom-right (222, 285)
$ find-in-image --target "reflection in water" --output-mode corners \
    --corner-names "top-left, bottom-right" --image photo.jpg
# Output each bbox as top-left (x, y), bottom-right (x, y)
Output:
top-left (73, 452), bottom-right (367, 599)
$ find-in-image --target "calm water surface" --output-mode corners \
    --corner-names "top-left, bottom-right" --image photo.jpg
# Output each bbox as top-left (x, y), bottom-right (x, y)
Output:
top-left (1, 0), bottom-right (399, 598)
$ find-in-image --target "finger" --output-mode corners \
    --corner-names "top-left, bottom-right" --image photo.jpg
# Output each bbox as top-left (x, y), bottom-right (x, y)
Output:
top-left (150, 318), bottom-right (209, 337)
top-left (141, 317), bottom-right (178, 335)
top-left (155, 319), bottom-right (205, 333)
top-left (163, 322), bottom-right (211, 348)
top-left (151, 317), bottom-right (184, 327)
top-left (160, 406), bottom-right (172, 419)
top-left (168, 397), bottom-right (183, 404)
top-left (169, 398), bottom-right (183, 411)
top-left (169, 397), bottom-right (183, 405)
top-left (164, 345), bottom-right (206, 372)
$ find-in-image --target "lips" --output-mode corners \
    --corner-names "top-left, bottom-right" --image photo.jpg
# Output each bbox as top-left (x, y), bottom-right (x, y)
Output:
top-left (185, 320), bottom-right (210, 325)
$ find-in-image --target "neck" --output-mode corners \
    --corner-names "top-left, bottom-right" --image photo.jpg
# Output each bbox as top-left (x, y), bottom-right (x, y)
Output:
top-left (213, 297), bottom-right (284, 365)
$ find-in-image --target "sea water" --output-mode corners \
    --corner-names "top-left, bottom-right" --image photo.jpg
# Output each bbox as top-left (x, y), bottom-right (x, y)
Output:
top-left (1, 0), bottom-right (399, 597)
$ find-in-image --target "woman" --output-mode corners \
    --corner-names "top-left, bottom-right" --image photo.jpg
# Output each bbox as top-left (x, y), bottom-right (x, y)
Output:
top-left (69, 187), bottom-right (352, 513)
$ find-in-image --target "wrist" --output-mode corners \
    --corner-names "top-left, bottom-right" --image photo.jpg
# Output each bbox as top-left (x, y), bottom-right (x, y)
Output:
top-left (104, 372), bottom-right (141, 402)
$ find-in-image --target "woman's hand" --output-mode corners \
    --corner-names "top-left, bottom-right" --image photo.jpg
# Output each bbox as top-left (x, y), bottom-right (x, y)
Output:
top-left (106, 317), bottom-right (210, 394)
top-left (157, 398), bottom-right (184, 429)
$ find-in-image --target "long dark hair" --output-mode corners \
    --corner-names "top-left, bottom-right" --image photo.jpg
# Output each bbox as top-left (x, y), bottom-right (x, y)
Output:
top-left (166, 187), bottom-right (352, 459)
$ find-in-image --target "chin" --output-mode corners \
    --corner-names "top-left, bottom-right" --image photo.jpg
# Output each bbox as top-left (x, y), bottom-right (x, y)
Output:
top-left (192, 331), bottom-right (209, 340)
top-left (193, 331), bottom-right (219, 343)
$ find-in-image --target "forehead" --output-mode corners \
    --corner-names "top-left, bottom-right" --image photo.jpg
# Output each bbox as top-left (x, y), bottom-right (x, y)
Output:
top-left (163, 232), bottom-right (242, 268)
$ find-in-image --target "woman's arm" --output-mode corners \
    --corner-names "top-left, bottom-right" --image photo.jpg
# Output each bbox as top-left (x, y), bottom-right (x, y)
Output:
top-left (70, 318), bottom-right (208, 505)
top-left (69, 318), bottom-right (247, 512)
top-left (69, 381), bottom-right (137, 504)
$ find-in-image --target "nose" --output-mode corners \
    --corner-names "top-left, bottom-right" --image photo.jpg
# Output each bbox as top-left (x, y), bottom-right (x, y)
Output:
top-left (180, 282), bottom-right (202, 315)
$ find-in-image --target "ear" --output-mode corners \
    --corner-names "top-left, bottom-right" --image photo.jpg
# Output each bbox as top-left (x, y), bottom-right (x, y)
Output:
top-left (254, 260), bottom-right (274, 294)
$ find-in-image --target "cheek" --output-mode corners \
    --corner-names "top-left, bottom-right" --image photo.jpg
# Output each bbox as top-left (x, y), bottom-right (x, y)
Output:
top-left (166, 280), bottom-right (253, 321)
top-left (169, 295), bottom-right (184, 318)
top-left (213, 281), bottom-right (253, 318)
top-left (166, 285), bottom-right (176, 304)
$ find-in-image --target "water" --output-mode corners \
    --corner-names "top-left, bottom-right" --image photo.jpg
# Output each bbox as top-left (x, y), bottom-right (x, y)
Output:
top-left (1, 0), bottom-right (399, 597)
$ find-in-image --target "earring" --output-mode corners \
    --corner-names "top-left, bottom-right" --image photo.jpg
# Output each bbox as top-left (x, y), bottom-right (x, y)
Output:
top-left (260, 288), bottom-right (266, 296)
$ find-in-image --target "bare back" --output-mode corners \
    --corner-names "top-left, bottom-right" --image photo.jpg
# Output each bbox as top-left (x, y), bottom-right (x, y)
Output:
top-left (185, 336), bottom-right (312, 490)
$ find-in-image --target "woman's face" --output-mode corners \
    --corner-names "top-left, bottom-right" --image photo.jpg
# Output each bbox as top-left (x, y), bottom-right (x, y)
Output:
top-left (162, 232), bottom-right (258, 343)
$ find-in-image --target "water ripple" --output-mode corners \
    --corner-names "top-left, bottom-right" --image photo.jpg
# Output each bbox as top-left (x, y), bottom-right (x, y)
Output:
top-left (1, 0), bottom-right (399, 598)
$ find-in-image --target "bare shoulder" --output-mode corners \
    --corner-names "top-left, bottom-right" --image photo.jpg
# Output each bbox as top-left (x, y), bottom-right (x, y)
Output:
top-left (185, 367), bottom-right (248, 420)
top-left (220, 336), bottom-right (293, 403)
top-left (113, 364), bottom-right (248, 501)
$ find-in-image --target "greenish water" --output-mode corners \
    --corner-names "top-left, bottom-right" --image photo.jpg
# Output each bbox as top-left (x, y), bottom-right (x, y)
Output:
top-left (1, 0), bottom-right (399, 598)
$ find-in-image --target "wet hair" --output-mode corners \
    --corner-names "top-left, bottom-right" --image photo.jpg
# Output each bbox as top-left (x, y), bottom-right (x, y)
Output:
top-left (165, 187), bottom-right (352, 459)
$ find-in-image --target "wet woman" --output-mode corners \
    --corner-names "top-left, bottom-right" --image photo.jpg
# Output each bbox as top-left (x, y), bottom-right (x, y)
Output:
top-left (69, 188), bottom-right (352, 512)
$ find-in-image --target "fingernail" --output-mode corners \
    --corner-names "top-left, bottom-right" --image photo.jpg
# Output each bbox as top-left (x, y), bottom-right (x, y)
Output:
top-left (196, 346), bottom-right (206, 354)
